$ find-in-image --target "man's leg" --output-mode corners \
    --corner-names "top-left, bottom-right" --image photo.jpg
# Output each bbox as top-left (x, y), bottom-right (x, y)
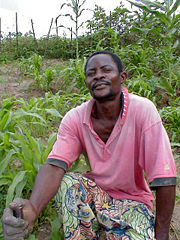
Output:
top-left (55, 172), bottom-right (155, 240)
top-left (55, 172), bottom-right (111, 240)
top-left (96, 199), bottom-right (155, 240)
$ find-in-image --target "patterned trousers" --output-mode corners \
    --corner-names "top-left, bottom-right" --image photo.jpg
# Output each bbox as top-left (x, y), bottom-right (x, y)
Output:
top-left (55, 172), bottom-right (155, 240)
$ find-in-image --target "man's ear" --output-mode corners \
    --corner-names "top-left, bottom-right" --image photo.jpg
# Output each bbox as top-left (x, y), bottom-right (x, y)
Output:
top-left (120, 71), bottom-right (127, 84)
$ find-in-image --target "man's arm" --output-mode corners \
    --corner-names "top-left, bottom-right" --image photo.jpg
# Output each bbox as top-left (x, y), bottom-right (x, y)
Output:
top-left (155, 185), bottom-right (176, 240)
top-left (2, 163), bottom-right (65, 239)
top-left (29, 163), bottom-right (65, 216)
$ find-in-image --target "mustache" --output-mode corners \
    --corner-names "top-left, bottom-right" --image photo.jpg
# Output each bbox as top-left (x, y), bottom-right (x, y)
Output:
top-left (91, 80), bottom-right (111, 91)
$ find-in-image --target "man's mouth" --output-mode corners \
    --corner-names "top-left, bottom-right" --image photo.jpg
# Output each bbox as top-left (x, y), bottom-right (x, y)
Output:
top-left (91, 81), bottom-right (111, 91)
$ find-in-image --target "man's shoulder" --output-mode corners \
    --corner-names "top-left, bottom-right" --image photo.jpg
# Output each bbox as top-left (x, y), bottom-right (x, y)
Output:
top-left (128, 92), bottom-right (156, 110)
top-left (68, 99), bottom-right (92, 115)
top-left (128, 92), bottom-right (161, 123)
top-left (129, 92), bottom-right (154, 104)
top-left (62, 98), bottom-right (93, 124)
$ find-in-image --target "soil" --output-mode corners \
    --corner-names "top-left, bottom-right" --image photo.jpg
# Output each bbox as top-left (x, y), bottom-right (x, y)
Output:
top-left (0, 60), bottom-right (180, 240)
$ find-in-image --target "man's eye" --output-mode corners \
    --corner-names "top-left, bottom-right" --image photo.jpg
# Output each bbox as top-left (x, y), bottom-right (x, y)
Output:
top-left (87, 72), bottom-right (94, 76)
top-left (104, 68), bottom-right (111, 72)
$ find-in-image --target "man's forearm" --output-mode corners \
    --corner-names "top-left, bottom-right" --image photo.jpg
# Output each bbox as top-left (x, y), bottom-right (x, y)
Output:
top-left (29, 163), bottom-right (65, 217)
top-left (155, 185), bottom-right (176, 240)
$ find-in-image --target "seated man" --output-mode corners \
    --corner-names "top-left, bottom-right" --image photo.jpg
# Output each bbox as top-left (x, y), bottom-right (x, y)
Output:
top-left (2, 51), bottom-right (177, 240)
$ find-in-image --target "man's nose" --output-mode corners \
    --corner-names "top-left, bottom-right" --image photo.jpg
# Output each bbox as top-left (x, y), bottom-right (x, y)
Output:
top-left (94, 70), bottom-right (104, 80)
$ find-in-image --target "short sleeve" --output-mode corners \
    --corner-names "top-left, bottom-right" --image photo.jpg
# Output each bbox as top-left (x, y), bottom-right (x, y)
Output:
top-left (47, 111), bottom-right (83, 169)
top-left (139, 121), bottom-right (177, 184)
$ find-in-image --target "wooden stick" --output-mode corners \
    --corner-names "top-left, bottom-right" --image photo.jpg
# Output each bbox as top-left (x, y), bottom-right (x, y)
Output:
top-left (31, 19), bottom-right (38, 49)
top-left (44, 18), bottom-right (53, 55)
top-left (71, 27), bottom-right (73, 41)
top-left (55, 18), bottom-right (58, 37)
top-left (47, 18), bottom-right (54, 39)
top-left (16, 12), bottom-right (19, 56)
top-left (109, 11), bottom-right (112, 28)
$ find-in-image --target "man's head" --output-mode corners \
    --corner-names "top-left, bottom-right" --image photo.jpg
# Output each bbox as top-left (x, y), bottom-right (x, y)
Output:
top-left (85, 51), bottom-right (126, 101)
top-left (84, 50), bottom-right (123, 74)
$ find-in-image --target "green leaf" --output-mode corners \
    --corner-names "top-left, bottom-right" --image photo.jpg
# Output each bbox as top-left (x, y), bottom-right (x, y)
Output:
top-left (45, 109), bottom-right (63, 118)
top-left (2, 101), bottom-right (15, 111)
top-left (158, 78), bottom-right (175, 96)
top-left (141, 0), bottom-right (166, 11)
top-left (14, 109), bottom-right (46, 124)
top-left (0, 178), bottom-right (11, 187)
top-left (154, 12), bottom-right (170, 26)
top-left (13, 133), bottom-right (33, 162)
top-left (171, 14), bottom-right (180, 26)
top-left (130, 26), bottom-right (144, 33)
top-left (128, 1), bottom-right (156, 13)
top-left (60, 3), bottom-right (67, 9)
top-left (51, 214), bottom-right (63, 239)
top-left (3, 132), bottom-right (10, 146)
top-left (26, 234), bottom-right (38, 240)
top-left (173, 39), bottom-right (179, 49)
top-left (0, 111), bottom-right (12, 131)
top-left (64, 14), bottom-right (75, 22)
top-left (15, 178), bottom-right (27, 198)
top-left (18, 125), bottom-right (42, 162)
top-left (171, 142), bottom-right (180, 147)
top-left (0, 150), bottom-right (15, 176)
top-left (169, 0), bottom-right (180, 15)
top-left (42, 133), bottom-right (57, 161)
top-left (6, 171), bottom-right (27, 206)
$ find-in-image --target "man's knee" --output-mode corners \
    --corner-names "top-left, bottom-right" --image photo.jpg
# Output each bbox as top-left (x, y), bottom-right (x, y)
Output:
top-left (55, 172), bottom-right (83, 206)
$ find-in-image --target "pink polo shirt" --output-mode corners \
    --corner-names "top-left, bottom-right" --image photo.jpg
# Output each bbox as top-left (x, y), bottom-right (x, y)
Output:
top-left (48, 89), bottom-right (177, 210)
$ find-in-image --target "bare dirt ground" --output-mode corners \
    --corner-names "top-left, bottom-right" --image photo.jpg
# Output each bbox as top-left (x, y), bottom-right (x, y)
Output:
top-left (0, 60), bottom-right (179, 240)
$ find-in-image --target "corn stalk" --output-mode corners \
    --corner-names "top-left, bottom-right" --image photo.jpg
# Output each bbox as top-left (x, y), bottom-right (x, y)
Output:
top-left (55, 0), bottom-right (87, 58)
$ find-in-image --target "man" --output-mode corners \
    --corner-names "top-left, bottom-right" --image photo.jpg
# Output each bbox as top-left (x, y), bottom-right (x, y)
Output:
top-left (2, 51), bottom-right (177, 240)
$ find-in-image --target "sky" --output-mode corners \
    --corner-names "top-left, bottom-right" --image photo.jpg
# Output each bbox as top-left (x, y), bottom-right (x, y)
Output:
top-left (0, 0), bottom-right (131, 38)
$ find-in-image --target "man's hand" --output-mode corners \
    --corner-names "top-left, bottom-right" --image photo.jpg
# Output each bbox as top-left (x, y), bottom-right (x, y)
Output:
top-left (2, 164), bottom-right (65, 240)
top-left (2, 198), bottom-right (38, 240)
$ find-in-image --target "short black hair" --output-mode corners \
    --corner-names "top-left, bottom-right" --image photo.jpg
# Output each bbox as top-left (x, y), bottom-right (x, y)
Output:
top-left (84, 50), bottom-right (123, 74)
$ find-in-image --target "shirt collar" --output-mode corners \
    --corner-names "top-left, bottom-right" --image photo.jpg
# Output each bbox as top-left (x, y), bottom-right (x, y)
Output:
top-left (83, 88), bottom-right (129, 125)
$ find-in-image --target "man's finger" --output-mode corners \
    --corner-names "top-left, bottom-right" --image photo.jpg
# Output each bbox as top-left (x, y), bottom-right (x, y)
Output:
top-left (3, 236), bottom-right (23, 240)
top-left (9, 198), bottom-right (25, 210)
top-left (4, 225), bottom-right (26, 236)
top-left (2, 208), bottom-right (27, 227)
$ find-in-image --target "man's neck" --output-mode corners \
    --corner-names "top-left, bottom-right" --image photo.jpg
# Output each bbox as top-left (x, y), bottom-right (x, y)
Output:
top-left (93, 92), bottom-right (122, 121)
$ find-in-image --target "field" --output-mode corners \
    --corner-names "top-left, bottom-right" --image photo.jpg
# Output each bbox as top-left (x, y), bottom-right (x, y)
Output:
top-left (0, 0), bottom-right (180, 239)
top-left (0, 55), bottom-right (179, 239)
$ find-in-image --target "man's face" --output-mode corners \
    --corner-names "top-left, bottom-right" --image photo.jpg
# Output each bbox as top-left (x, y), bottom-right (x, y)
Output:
top-left (85, 54), bottom-right (125, 100)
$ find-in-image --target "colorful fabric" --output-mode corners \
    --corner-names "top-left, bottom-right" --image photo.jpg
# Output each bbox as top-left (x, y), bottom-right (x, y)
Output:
top-left (48, 88), bottom-right (176, 210)
top-left (55, 172), bottom-right (155, 240)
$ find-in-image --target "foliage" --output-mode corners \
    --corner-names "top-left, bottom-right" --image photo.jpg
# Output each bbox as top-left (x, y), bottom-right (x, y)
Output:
top-left (125, 75), bottom-right (156, 103)
top-left (159, 97), bottom-right (180, 144)
top-left (0, 91), bottom-right (91, 239)
top-left (47, 214), bottom-right (64, 240)
top-left (39, 36), bottom-right (75, 59)
top-left (60, 58), bottom-right (89, 93)
top-left (128, 0), bottom-right (180, 89)
top-left (34, 67), bottom-right (55, 91)
top-left (56, 0), bottom-right (88, 58)
top-left (18, 53), bottom-right (57, 91)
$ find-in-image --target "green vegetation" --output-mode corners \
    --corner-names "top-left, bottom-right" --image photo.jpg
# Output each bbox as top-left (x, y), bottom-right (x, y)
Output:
top-left (57, 0), bottom-right (88, 59)
top-left (0, 0), bottom-right (179, 239)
